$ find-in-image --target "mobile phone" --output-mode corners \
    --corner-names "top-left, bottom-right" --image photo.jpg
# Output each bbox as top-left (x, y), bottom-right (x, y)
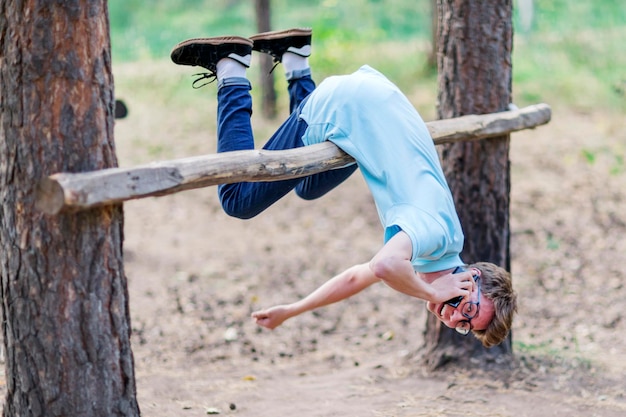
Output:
top-left (443, 266), bottom-right (476, 307)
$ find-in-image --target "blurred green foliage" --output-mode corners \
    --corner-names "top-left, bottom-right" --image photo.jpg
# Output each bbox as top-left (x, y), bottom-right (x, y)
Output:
top-left (109, 0), bottom-right (625, 111)
top-left (108, 0), bottom-right (432, 60)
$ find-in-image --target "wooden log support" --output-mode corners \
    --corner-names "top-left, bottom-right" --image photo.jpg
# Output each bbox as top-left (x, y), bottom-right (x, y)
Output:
top-left (36, 103), bottom-right (551, 215)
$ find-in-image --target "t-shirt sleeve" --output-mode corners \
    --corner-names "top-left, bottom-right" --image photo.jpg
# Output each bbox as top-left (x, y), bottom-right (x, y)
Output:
top-left (384, 204), bottom-right (464, 273)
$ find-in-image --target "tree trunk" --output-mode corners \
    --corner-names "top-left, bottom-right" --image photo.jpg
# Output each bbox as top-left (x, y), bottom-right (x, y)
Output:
top-left (422, 0), bottom-right (514, 370)
top-left (255, 0), bottom-right (277, 119)
top-left (427, 0), bottom-right (438, 68)
top-left (0, 1), bottom-right (140, 415)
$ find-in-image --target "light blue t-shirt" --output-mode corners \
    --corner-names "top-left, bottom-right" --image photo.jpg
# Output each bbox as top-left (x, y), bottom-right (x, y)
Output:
top-left (299, 65), bottom-right (464, 273)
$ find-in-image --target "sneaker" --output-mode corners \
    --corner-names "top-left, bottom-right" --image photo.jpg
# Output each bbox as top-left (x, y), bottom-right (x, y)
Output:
top-left (250, 28), bottom-right (312, 63)
top-left (170, 36), bottom-right (253, 86)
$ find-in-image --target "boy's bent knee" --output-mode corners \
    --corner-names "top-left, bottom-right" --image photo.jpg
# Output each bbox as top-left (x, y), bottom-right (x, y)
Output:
top-left (220, 200), bottom-right (260, 220)
top-left (218, 186), bottom-right (260, 219)
top-left (295, 188), bottom-right (324, 201)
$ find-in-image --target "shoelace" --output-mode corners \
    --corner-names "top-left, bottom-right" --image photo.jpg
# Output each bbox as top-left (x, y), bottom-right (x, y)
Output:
top-left (192, 72), bottom-right (217, 89)
top-left (268, 59), bottom-right (281, 74)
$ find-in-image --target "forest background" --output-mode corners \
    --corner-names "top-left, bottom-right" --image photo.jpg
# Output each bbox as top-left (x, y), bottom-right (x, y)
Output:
top-left (109, 0), bottom-right (625, 116)
top-left (94, 1), bottom-right (626, 415)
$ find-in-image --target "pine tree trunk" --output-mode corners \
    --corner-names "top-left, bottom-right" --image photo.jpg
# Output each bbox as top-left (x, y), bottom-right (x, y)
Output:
top-left (0, 1), bottom-right (140, 415)
top-left (422, 0), bottom-right (514, 369)
top-left (427, 0), bottom-right (438, 68)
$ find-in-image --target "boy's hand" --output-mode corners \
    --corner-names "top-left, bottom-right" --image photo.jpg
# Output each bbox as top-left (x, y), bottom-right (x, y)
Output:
top-left (428, 270), bottom-right (475, 304)
top-left (251, 305), bottom-right (292, 329)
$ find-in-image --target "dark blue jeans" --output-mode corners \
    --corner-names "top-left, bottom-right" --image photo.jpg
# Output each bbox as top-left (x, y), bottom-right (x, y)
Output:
top-left (216, 71), bottom-right (358, 219)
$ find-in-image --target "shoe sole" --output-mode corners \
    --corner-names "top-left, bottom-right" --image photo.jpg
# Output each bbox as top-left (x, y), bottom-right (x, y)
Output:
top-left (249, 28), bottom-right (312, 42)
top-left (171, 36), bottom-right (253, 55)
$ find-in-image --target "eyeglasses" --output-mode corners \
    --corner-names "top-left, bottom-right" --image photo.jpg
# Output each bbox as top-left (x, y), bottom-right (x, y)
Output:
top-left (453, 276), bottom-right (481, 336)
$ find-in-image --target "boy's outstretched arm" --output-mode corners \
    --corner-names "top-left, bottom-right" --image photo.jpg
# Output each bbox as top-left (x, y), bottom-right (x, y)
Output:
top-left (251, 263), bottom-right (380, 329)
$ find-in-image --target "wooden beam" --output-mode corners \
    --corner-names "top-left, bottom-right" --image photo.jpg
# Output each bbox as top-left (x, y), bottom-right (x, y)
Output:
top-left (36, 103), bottom-right (551, 215)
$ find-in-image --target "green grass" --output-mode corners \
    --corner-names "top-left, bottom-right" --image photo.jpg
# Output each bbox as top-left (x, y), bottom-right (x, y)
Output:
top-left (514, 340), bottom-right (595, 372)
top-left (109, 0), bottom-right (626, 113)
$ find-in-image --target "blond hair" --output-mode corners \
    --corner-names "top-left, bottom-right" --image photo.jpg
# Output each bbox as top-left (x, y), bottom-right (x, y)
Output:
top-left (469, 262), bottom-right (517, 348)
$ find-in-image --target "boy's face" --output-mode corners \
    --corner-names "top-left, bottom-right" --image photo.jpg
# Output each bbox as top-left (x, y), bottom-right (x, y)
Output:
top-left (426, 279), bottom-right (495, 331)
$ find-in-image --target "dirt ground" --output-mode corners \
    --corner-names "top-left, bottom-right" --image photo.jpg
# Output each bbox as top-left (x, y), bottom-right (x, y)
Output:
top-left (2, 63), bottom-right (625, 416)
top-left (112, 73), bottom-right (626, 417)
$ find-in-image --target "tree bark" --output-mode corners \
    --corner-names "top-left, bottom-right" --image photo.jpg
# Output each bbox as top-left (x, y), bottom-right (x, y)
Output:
top-left (255, 0), bottom-right (277, 119)
top-left (422, 0), bottom-right (514, 370)
top-left (0, 1), bottom-right (140, 415)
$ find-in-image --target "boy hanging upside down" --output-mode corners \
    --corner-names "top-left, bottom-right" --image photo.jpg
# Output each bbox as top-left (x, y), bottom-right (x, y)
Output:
top-left (170, 28), bottom-right (517, 347)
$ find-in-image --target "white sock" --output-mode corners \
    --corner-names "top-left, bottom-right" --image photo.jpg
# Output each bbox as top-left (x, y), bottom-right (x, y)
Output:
top-left (216, 56), bottom-right (250, 81)
top-left (282, 51), bottom-right (310, 74)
